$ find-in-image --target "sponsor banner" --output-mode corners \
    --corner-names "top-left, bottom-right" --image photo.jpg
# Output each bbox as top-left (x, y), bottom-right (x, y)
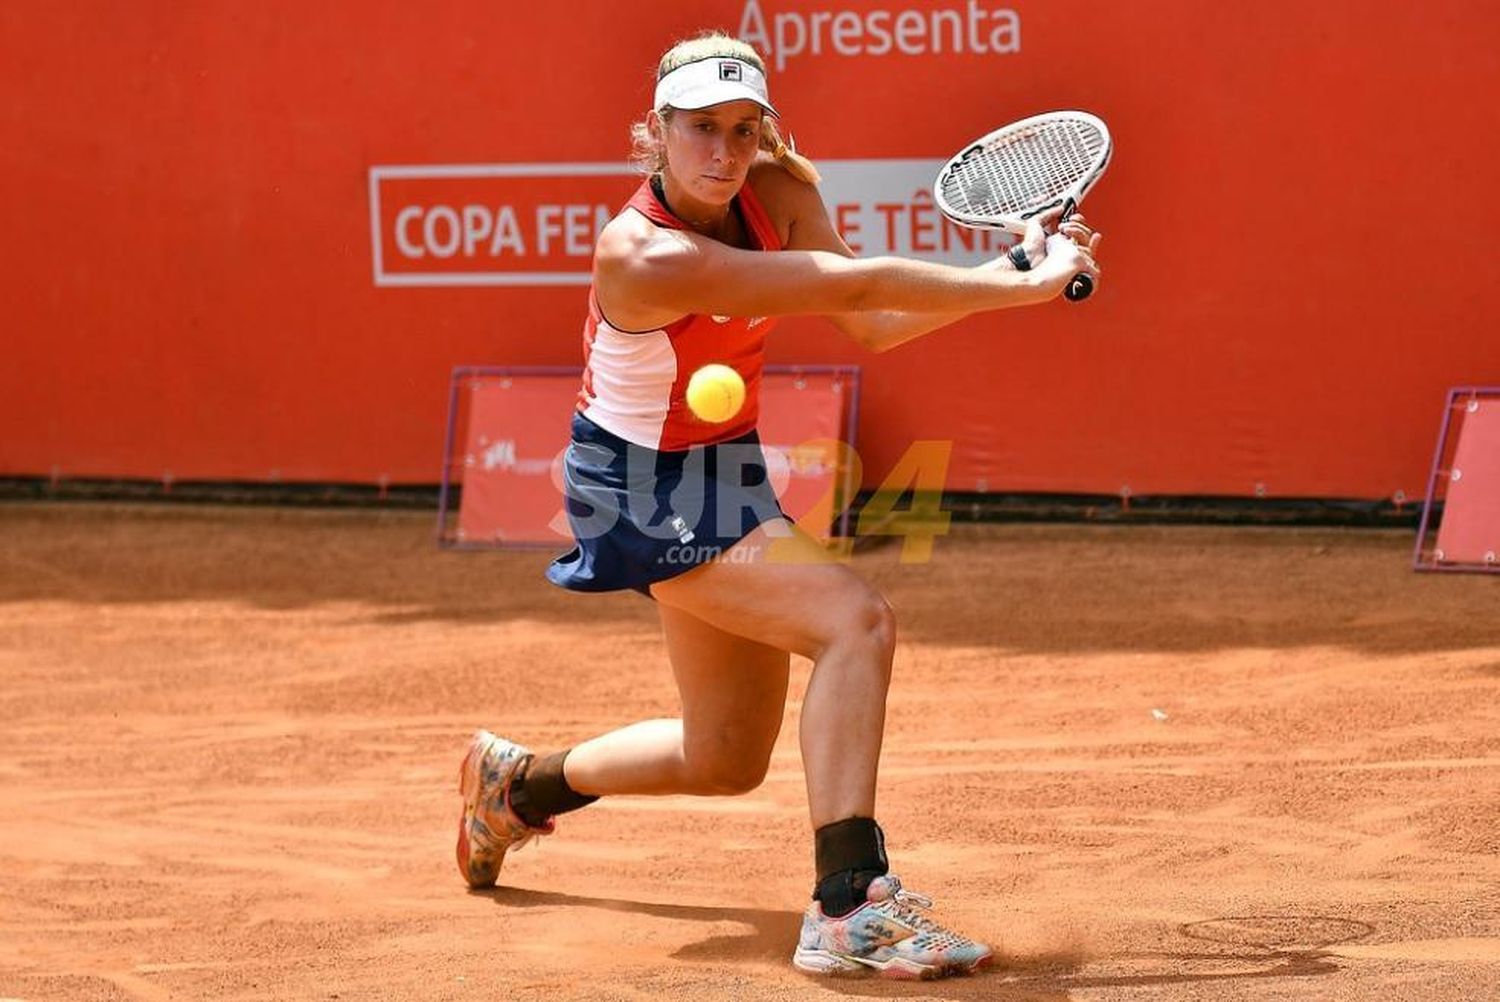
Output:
top-left (450, 370), bottom-right (854, 546)
top-left (369, 164), bottom-right (638, 287)
top-left (454, 373), bottom-right (578, 545)
top-left (737, 0), bottom-right (1023, 73)
top-left (757, 369), bottom-right (856, 540)
top-left (371, 160), bottom-right (1011, 287)
top-left (816, 159), bottom-right (1015, 264)
top-left (1433, 396), bottom-right (1500, 566)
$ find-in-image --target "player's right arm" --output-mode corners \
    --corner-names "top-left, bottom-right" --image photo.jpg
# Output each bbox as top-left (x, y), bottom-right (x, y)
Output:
top-left (593, 212), bottom-right (1091, 333)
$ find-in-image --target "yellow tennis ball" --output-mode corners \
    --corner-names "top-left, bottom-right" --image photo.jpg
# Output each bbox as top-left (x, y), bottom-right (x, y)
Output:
top-left (685, 363), bottom-right (746, 423)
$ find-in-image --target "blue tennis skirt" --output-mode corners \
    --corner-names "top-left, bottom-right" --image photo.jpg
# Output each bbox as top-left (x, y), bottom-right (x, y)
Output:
top-left (546, 411), bottom-right (785, 595)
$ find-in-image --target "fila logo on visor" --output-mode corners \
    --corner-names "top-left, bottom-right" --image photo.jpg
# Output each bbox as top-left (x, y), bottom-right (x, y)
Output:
top-left (719, 61), bottom-right (743, 81)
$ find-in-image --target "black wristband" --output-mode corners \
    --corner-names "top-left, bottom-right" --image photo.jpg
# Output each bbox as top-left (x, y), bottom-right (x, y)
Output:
top-left (1008, 244), bottom-right (1032, 272)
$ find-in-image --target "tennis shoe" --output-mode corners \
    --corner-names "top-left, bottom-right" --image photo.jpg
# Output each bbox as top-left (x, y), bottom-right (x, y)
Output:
top-left (455, 730), bottom-right (554, 889)
top-left (792, 874), bottom-right (993, 979)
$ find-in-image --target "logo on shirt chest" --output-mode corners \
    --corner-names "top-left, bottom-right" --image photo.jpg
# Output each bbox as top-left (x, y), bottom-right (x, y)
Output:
top-left (711, 314), bottom-right (768, 327)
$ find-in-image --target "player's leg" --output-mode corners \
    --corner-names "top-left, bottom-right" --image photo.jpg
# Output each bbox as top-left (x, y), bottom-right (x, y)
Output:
top-left (561, 604), bottom-right (790, 796)
top-left (457, 603), bottom-right (791, 889)
top-left (648, 518), bottom-right (992, 978)
top-left (507, 516), bottom-right (895, 893)
top-left (647, 517), bottom-right (894, 828)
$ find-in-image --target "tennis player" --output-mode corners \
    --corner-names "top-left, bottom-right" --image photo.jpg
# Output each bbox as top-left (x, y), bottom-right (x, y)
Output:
top-left (457, 31), bottom-right (1100, 980)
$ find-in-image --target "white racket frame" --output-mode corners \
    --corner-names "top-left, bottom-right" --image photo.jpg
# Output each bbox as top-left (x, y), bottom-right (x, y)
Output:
top-left (933, 110), bottom-right (1112, 234)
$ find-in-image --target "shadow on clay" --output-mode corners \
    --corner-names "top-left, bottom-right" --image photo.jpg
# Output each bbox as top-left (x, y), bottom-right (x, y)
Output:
top-left (483, 893), bottom-right (1375, 1001)
top-left (483, 885), bottom-right (800, 964)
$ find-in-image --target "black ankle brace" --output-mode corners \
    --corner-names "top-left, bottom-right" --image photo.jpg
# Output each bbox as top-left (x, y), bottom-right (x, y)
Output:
top-left (508, 750), bottom-right (596, 827)
top-left (812, 817), bottom-right (889, 917)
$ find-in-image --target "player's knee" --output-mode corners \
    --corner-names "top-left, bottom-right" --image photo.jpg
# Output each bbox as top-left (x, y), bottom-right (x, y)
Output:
top-left (839, 588), bottom-right (896, 664)
top-left (683, 752), bottom-right (771, 796)
top-left (862, 592), bottom-right (897, 659)
top-left (812, 583), bottom-right (896, 663)
top-left (710, 758), bottom-right (771, 795)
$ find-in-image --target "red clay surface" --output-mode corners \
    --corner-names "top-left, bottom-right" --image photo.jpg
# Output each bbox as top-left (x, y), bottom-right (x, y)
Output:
top-left (1, 503), bottom-right (1497, 1001)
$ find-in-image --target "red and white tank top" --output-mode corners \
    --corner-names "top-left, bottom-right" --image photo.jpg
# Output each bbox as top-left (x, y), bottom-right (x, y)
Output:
top-left (576, 178), bottom-right (782, 451)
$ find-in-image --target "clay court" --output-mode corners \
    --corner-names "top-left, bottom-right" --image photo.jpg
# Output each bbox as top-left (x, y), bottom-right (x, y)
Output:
top-left (1, 503), bottom-right (1496, 1001)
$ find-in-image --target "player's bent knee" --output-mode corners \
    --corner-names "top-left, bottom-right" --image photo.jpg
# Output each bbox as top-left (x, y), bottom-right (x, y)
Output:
top-left (806, 580), bottom-right (897, 660)
top-left (681, 750), bottom-right (772, 796)
top-left (708, 769), bottom-right (768, 796)
top-left (836, 589), bottom-right (897, 660)
top-left (861, 593), bottom-right (897, 656)
top-left (689, 766), bottom-right (769, 796)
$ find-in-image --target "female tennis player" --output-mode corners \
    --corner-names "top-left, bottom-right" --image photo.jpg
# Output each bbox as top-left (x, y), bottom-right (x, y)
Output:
top-left (457, 31), bottom-right (1100, 980)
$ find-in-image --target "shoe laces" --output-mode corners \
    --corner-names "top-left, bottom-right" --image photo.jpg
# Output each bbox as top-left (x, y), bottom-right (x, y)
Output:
top-left (886, 888), bottom-right (942, 932)
top-left (869, 877), bottom-right (934, 925)
top-left (871, 877), bottom-right (973, 944)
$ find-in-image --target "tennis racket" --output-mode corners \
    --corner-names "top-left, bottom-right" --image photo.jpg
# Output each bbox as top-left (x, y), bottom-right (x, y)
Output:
top-left (933, 110), bottom-right (1111, 301)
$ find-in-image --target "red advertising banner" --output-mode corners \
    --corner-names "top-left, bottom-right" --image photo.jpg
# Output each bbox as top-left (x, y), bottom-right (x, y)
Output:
top-left (1432, 395), bottom-right (1500, 567)
top-left (443, 368), bottom-right (857, 547)
top-left (372, 167), bottom-right (638, 286)
top-left (756, 370), bottom-right (857, 540)
top-left (450, 372), bottom-right (576, 546)
top-left (4, 2), bottom-right (1500, 501)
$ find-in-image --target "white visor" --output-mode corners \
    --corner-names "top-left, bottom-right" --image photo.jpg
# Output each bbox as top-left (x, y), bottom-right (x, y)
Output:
top-left (653, 56), bottom-right (777, 116)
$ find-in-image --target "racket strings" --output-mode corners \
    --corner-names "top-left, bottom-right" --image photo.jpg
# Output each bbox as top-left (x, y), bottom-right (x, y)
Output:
top-left (941, 122), bottom-right (1105, 217)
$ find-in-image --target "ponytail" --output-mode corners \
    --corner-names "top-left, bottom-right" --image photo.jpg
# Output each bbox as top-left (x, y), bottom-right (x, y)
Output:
top-left (760, 116), bottom-right (821, 185)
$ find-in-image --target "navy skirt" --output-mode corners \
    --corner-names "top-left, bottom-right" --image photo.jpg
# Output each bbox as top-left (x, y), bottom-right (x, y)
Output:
top-left (546, 412), bottom-right (785, 595)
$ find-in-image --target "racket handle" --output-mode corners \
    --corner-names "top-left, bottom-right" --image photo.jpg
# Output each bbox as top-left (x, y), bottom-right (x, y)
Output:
top-left (1058, 198), bottom-right (1093, 302)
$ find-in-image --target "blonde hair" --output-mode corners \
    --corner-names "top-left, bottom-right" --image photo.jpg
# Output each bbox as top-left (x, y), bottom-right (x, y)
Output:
top-left (629, 31), bottom-right (820, 184)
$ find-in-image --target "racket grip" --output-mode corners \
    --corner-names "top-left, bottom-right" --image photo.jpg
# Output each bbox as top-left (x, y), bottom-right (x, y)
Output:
top-left (1065, 273), bottom-right (1094, 301)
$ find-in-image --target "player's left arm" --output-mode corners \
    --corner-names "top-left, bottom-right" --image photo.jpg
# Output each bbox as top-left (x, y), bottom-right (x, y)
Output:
top-left (760, 168), bottom-right (1097, 352)
top-left (759, 170), bottom-right (976, 351)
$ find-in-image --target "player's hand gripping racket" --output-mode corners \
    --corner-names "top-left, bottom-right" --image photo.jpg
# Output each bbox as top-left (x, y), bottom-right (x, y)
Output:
top-left (934, 110), bottom-right (1111, 301)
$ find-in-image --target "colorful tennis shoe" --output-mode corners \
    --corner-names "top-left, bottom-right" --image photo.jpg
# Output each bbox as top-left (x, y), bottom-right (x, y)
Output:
top-left (792, 874), bottom-right (993, 979)
top-left (455, 730), bottom-right (554, 889)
